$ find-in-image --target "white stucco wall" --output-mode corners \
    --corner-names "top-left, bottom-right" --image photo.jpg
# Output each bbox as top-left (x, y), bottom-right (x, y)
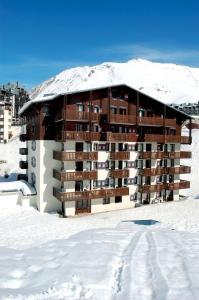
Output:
top-left (28, 140), bottom-right (61, 213)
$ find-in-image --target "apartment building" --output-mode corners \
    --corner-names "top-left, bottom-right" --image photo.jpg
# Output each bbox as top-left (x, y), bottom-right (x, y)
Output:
top-left (0, 82), bottom-right (29, 125)
top-left (19, 84), bottom-right (192, 216)
top-left (0, 101), bottom-right (12, 143)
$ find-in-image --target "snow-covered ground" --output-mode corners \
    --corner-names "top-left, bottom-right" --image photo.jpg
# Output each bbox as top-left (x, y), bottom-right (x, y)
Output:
top-left (0, 199), bottom-right (199, 300)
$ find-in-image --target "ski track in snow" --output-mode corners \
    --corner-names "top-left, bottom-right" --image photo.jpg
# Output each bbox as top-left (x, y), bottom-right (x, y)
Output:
top-left (1, 226), bottom-right (199, 300)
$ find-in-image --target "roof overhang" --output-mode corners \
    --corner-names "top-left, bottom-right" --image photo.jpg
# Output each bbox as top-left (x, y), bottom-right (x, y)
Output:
top-left (19, 83), bottom-right (191, 120)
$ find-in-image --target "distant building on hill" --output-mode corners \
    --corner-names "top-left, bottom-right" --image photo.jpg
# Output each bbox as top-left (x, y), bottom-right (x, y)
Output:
top-left (0, 101), bottom-right (12, 143)
top-left (170, 102), bottom-right (199, 116)
top-left (0, 82), bottom-right (29, 125)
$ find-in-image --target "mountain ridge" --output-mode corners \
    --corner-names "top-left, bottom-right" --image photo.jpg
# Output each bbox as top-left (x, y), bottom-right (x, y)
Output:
top-left (31, 59), bottom-right (199, 105)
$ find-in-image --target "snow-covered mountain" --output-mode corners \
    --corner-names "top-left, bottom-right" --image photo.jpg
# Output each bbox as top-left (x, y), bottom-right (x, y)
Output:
top-left (31, 59), bottom-right (199, 105)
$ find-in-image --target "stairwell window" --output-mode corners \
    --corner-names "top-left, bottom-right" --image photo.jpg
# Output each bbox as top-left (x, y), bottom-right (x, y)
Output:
top-left (31, 157), bottom-right (36, 168)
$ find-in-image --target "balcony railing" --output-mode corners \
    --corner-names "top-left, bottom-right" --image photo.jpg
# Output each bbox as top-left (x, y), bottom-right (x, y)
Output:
top-left (138, 180), bottom-right (190, 193)
top-left (53, 151), bottom-right (98, 161)
top-left (109, 115), bottom-right (176, 127)
top-left (181, 136), bottom-right (192, 144)
top-left (139, 151), bottom-right (191, 159)
top-left (106, 132), bottom-right (138, 142)
top-left (110, 152), bottom-right (130, 160)
top-left (53, 169), bottom-right (97, 181)
top-left (19, 148), bottom-right (28, 155)
top-left (144, 134), bottom-right (192, 144)
top-left (179, 151), bottom-right (192, 158)
top-left (53, 187), bottom-right (129, 202)
top-left (138, 117), bottom-right (176, 127)
top-left (110, 114), bottom-right (136, 124)
top-left (139, 165), bottom-right (191, 176)
top-left (55, 110), bottom-right (100, 122)
top-left (55, 131), bottom-right (101, 141)
top-left (19, 161), bottom-right (28, 169)
top-left (109, 169), bottom-right (129, 178)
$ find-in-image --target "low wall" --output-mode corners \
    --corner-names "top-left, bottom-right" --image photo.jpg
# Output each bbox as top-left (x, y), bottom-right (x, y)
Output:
top-left (0, 191), bottom-right (36, 208)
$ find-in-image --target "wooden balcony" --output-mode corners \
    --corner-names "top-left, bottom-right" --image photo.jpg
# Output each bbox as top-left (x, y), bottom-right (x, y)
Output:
top-left (53, 151), bottom-right (98, 161)
top-left (109, 169), bottom-right (129, 178)
top-left (165, 180), bottom-right (190, 190)
top-left (139, 151), bottom-right (191, 159)
top-left (180, 151), bottom-right (192, 158)
top-left (181, 136), bottom-right (192, 144)
top-left (55, 131), bottom-right (101, 141)
top-left (53, 169), bottom-right (97, 181)
top-left (110, 114), bottom-right (136, 124)
top-left (138, 183), bottom-right (164, 193)
top-left (139, 165), bottom-right (191, 176)
top-left (109, 115), bottom-right (176, 127)
top-left (138, 180), bottom-right (190, 193)
top-left (144, 134), bottom-right (191, 144)
top-left (106, 132), bottom-right (138, 142)
top-left (110, 152), bottom-right (130, 160)
top-left (138, 117), bottom-right (176, 127)
top-left (19, 148), bottom-right (28, 155)
top-left (55, 110), bottom-right (100, 122)
top-left (53, 187), bottom-right (129, 202)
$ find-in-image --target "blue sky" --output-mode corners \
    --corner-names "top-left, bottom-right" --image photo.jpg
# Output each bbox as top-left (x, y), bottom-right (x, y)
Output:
top-left (0, 0), bottom-right (199, 90)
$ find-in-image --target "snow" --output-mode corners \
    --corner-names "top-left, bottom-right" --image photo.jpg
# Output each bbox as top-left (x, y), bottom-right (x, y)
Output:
top-left (30, 58), bottom-right (199, 107)
top-left (0, 180), bottom-right (36, 195)
top-left (0, 201), bottom-right (199, 299)
top-left (0, 127), bottom-right (25, 179)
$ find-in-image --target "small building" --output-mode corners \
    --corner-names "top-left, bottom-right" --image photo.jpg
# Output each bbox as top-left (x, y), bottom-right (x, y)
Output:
top-left (19, 84), bottom-right (192, 216)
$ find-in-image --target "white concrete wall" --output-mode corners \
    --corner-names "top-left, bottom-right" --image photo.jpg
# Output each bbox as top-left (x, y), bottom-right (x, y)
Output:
top-left (91, 196), bottom-right (136, 214)
top-left (28, 140), bottom-right (61, 213)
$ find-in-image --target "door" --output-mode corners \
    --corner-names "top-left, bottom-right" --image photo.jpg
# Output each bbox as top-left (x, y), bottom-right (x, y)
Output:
top-left (75, 199), bottom-right (91, 214)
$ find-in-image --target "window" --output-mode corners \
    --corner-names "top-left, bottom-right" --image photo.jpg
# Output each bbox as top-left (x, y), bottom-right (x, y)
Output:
top-left (103, 197), bottom-right (110, 205)
top-left (31, 172), bottom-right (36, 185)
top-left (93, 179), bottom-right (109, 188)
top-left (77, 103), bottom-right (84, 112)
top-left (170, 159), bottom-right (174, 167)
top-left (94, 161), bottom-right (109, 169)
top-left (170, 144), bottom-right (175, 152)
top-left (124, 178), bottom-right (135, 185)
top-left (110, 107), bottom-right (117, 114)
top-left (31, 140), bottom-right (36, 151)
top-left (31, 125), bottom-right (35, 133)
top-left (157, 144), bottom-right (163, 151)
top-left (127, 161), bottom-right (135, 168)
top-left (31, 157), bottom-right (36, 167)
top-left (93, 105), bottom-right (100, 113)
top-left (115, 196), bottom-right (122, 203)
top-left (128, 144), bottom-right (136, 151)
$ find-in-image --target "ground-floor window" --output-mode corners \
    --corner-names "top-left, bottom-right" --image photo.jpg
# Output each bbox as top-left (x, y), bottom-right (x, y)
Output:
top-left (115, 196), bottom-right (122, 203)
top-left (103, 197), bottom-right (110, 205)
